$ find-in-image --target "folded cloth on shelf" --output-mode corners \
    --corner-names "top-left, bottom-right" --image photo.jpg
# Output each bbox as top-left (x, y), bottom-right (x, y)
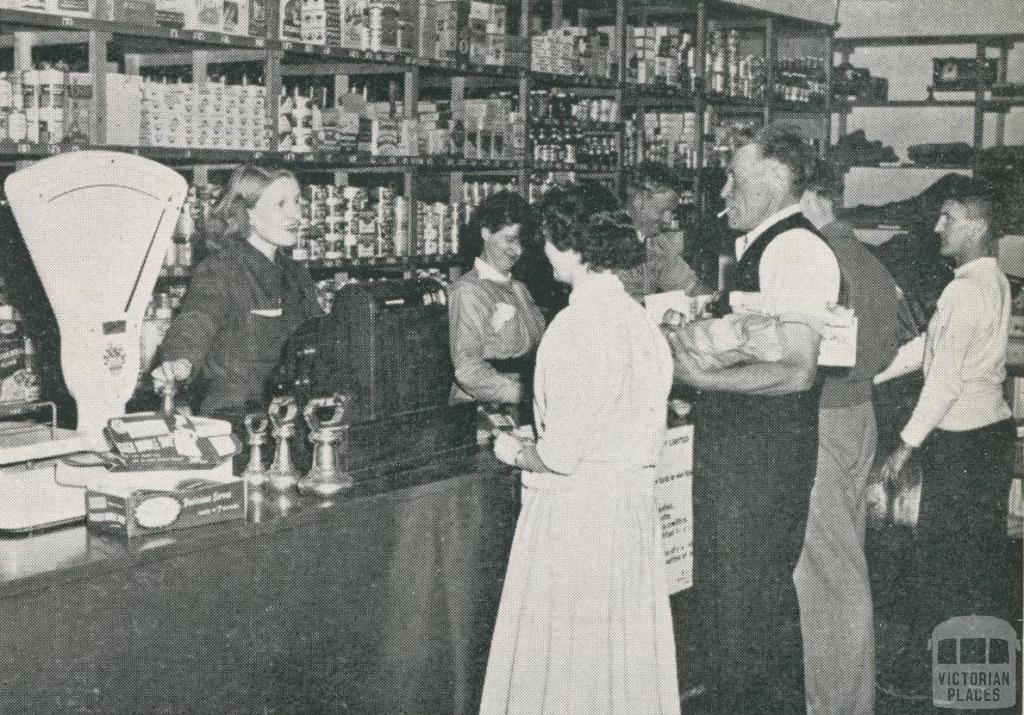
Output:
top-left (907, 142), bottom-right (975, 166)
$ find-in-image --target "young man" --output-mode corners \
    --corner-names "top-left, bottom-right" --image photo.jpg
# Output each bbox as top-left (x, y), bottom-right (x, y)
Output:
top-left (619, 161), bottom-right (708, 299)
top-left (666, 126), bottom-right (840, 714)
top-left (879, 182), bottom-right (1017, 693)
top-left (793, 161), bottom-right (918, 715)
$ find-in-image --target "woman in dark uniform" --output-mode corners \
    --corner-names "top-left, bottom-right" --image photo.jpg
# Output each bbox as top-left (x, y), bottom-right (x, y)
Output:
top-left (152, 164), bottom-right (323, 435)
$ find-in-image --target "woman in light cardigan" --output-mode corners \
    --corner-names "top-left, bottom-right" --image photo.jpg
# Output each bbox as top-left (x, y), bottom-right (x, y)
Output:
top-left (484, 185), bottom-right (680, 715)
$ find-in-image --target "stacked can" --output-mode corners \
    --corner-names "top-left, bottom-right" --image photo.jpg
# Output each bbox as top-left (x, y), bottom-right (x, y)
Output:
top-left (323, 185), bottom-right (347, 259)
top-left (279, 87), bottom-right (321, 153)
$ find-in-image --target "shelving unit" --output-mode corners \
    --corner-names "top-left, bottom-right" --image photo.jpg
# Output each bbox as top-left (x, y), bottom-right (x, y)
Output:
top-left (833, 33), bottom-right (1024, 174)
top-left (0, 0), bottom-right (835, 288)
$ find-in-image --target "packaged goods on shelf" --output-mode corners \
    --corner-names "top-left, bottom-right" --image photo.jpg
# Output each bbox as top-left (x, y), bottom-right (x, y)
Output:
top-left (0, 281), bottom-right (41, 405)
top-left (248, 0), bottom-right (267, 37)
top-left (833, 60), bottom-right (888, 102)
top-left (280, 0), bottom-right (303, 40)
top-left (151, 0), bottom-right (248, 33)
top-left (420, 0), bottom-right (469, 61)
top-left (135, 75), bottom-right (268, 150)
top-left (100, 0), bottom-right (157, 25)
top-left (184, 0), bottom-right (224, 31)
top-left (290, 184), bottom-right (427, 261)
top-left (532, 26), bottom-right (613, 80)
top-left (775, 57), bottom-right (827, 104)
top-left (38, 0), bottom-right (93, 17)
top-left (105, 73), bottom-right (145, 146)
top-left (462, 179), bottom-right (517, 223)
top-left (416, 200), bottom-right (460, 256)
top-left (0, 66), bottom-right (97, 146)
top-left (222, 0), bottom-right (249, 34)
top-left (155, 0), bottom-right (185, 27)
top-left (529, 89), bottom-right (618, 125)
top-left (301, 0), bottom-right (340, 45)
top-left (467, 0), bottom-right (507, 65)
top-left (620, 25), bottom-right (695, 88)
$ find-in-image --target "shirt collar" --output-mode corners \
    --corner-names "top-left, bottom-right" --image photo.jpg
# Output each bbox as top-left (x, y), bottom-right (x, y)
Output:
top-left (736, 203), bottom-right (803, 260)
top-left (474, 257), bottom-right (511, 283)
top-left (954, 256), bottom-right (1000, 278)
top-left (569, 270), bottom-right (626, 306)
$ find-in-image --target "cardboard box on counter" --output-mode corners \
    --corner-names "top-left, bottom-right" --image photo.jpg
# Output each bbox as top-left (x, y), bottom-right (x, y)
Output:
top-left (86, 472), bottom-right (243, 538)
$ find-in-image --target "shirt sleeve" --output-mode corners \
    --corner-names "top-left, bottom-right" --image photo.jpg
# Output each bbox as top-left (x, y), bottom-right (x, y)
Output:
top-left (760, 230), bottom-right (841, 316)
top-left (650, 231), bottom-right (699, 294)
top-left (900, 282), bottom-right (982, 447)
top-left (448, 282), bottom-right (522, 404)
top-left (158, 260), bottom-right (233, 370)
top-left (535, 312), bottom-right (625, 474)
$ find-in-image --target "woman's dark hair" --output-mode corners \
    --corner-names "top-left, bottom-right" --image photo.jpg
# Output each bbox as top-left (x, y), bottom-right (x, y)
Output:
top-left (460, 190), bottom-right (535, 262)
top-left (538, 183), bottom-right (644, 271)
top-left (206, 164), bottom-right (297, 248)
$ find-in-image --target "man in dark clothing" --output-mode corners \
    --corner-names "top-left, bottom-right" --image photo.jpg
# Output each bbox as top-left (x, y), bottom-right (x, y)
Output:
top-left (792, 160), bottom-right (919, 715)
top-left (619, 161), bottom-right (709, 300)
top-left (665, 126), bottom-right (840, 714)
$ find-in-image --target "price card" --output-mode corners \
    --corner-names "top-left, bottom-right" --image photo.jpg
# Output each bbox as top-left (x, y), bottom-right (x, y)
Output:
top-left (654, 424), bottom-right (694, 594)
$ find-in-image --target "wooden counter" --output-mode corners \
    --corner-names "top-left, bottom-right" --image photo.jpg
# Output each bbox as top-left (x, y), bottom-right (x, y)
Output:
top-left (0, 452), bottom-right (520, 714)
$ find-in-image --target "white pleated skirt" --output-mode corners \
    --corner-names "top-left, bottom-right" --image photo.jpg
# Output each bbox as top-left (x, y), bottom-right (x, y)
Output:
top-left (480, 466), bottom-right (681, 715)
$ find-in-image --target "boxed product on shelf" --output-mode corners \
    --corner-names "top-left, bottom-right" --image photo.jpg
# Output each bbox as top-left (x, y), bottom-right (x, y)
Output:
top-left (280, 0), bottom-right (303, 40)
top-left (468, 0), bottom-right (506, 65)
top-left (155, 0), bottom-right (185, 27)
top-left (368, 0), bottom-right (401, 52)
top-left (426, 0), bottom-right (469, 61)
top-left (301, 0), bottom-right (340, 45)
top-left (14, 0), bottom-right (48, 12)
top-left (248, 0), bottom-right (266, 37)
top-left (105, 73), bottom-right (144, 146)
top-left (98, 0), bottom-right (157, 25)
top-left (184, 0), bottom-right (222, 30)
top-left (47, 0), bottom-right (92, 16)
top-left (223, 0), bottom-right (249, 35)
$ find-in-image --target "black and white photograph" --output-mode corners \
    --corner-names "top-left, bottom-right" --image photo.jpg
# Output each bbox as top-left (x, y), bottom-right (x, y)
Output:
top-left (0, 0), bottom-right (1019, 713)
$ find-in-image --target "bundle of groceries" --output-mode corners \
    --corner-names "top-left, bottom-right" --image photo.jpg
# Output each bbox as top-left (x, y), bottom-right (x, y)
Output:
top-left (650, 290), bottom-right (857, 369)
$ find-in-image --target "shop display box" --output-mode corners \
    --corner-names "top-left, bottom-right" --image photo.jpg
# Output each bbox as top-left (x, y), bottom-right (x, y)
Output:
top-left (86, 472), bottom-right (243, 538)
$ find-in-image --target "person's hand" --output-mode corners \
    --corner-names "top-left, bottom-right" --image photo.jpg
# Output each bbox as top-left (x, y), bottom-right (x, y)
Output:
top-left (493, 431), bottom-right (523, 466)
top-left (152, 359), bottom-right (192, 390)
top-left (878, 442), bottom-right (914, 487)
top-left (651, 230), bottom-right (686, 257)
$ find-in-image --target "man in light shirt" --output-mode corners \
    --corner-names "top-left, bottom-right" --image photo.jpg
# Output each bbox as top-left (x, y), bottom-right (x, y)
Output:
top-left (666, 126), bottom-right (840, 714)
top-left (878, 182), bottom-right (1016, 693)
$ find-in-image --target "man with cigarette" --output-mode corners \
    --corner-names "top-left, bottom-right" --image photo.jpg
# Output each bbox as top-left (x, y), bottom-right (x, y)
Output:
top-left (618, 161), bottom-right (709, 300)
top-left (665, 126), bottom-right (840, 714)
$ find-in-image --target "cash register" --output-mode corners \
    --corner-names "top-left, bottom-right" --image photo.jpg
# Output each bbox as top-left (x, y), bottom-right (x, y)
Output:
top-left (277, 277), bottom-right (476, 477)
top-left (0, 151), bottom-right (237, 533)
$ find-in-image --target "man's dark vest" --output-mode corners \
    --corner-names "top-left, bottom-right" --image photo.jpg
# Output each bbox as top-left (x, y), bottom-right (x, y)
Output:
top-left (710, 211), bottom-right (843, 316)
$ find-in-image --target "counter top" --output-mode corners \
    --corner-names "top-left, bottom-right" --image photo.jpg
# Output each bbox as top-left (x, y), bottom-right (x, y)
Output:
top-left (0, 449), bottom-right (506, 598)
top-left (0, 449), bottom-right (523, 713)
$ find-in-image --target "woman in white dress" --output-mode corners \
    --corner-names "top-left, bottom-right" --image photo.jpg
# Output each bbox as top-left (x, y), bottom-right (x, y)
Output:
top-left (484, 185), bottom-right (681, 715)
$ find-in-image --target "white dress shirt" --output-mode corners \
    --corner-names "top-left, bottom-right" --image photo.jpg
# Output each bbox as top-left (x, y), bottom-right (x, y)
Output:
top-left (901, 256), bottom-right (1012, 447)
top-left (734, 204), bottom-right (841, 315)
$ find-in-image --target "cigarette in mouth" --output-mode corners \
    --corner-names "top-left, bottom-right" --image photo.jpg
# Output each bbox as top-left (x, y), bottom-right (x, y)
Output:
top-left (717, 207), bottom-right (730, 218)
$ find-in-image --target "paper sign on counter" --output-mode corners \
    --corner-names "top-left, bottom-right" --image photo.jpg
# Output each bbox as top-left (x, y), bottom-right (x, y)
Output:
top-left (655, 424), bottom-right (694, 594)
